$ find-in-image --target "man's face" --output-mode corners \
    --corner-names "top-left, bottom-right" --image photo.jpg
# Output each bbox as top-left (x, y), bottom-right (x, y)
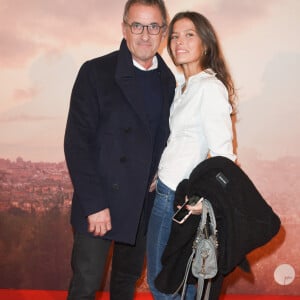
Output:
top-left (122, 3), bottom-right (166, 69)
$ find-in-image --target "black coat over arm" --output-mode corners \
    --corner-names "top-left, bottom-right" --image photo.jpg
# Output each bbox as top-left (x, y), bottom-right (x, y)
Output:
top-left (155, 156), bottom-right (281, 293)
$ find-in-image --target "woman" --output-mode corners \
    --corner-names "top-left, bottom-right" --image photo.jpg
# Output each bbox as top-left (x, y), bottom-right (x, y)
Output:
top-left (147, 11), bottom-right (236, 299)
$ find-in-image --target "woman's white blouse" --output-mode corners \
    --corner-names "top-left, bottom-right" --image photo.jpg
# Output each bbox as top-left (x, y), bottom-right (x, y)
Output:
top-left (158, 69), bottom-right (236, 191)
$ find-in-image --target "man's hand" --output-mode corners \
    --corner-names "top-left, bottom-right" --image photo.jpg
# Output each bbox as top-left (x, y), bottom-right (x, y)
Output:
top-left (87, 208), bottom-right (112, 236)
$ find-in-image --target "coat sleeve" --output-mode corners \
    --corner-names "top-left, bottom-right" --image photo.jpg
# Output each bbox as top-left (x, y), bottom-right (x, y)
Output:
top-left (64, 61), bottom-right (108, 217)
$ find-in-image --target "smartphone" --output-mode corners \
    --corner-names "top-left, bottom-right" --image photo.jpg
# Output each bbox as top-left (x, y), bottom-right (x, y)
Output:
top-left (172, 195), bottom-right (202, 224)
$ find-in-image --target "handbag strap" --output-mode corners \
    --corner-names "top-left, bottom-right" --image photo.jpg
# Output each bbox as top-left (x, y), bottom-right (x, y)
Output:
top-left (199, 199), bottom-right (217, 234)
top-left (196, 279), bottom-right (212, 300)
top-left (179, 250), bottom-right (195, 300)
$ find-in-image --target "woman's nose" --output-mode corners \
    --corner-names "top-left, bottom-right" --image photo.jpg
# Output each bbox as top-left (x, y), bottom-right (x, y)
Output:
top-left (176, 37), bottom-right (183, 45)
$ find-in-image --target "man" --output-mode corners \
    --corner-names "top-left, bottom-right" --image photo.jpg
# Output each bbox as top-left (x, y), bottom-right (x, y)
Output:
top-left (64, 0), bottom-right (175, 299)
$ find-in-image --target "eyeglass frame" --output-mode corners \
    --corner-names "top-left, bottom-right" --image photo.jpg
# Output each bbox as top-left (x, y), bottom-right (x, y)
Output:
top-left (124, 21), bottom-right (167, 35)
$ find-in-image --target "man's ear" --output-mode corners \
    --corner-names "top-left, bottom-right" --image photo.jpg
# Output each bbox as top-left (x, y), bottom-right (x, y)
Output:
top-left (122, 22), bottom-right (127, 39)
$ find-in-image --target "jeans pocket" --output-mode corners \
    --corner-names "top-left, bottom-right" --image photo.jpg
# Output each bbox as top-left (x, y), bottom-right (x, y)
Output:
top-left (155, 180), bottom-right (168, 198)
top-left (152, 180), bottom-right (176, 217)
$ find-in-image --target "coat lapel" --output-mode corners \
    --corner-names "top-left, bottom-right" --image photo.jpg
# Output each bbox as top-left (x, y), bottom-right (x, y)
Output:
top-left (115, 40), bottom-right (150, 131)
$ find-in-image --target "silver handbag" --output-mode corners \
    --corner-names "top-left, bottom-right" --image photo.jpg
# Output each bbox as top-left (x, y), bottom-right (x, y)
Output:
top-left (179, 199), bottom-right (218, 300)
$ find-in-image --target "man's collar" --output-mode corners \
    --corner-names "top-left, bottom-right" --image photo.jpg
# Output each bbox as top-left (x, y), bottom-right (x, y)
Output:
top-left (132, 56), bottom-right (158, 71)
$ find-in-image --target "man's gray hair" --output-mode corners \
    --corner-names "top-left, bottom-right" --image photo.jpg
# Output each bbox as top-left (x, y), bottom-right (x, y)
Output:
top-left (123, 0), bottom-right (168, 25)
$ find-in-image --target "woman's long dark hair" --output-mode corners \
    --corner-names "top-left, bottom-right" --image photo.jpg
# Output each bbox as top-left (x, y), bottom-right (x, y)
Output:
top-left (167, 11), bottom-right (236, 111)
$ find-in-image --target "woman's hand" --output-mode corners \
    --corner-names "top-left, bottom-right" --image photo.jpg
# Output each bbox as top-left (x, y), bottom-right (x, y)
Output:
top-left (185, 196), bottom-right (203, 215)
top-left (149, 173), bottom-right (158, 192)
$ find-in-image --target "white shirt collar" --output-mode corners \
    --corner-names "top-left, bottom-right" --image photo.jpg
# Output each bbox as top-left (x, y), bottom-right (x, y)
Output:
top-left (188, 68), bottom-right (215, 82)
top-left (133, 56), bottom-right (158, 71)
top-left (179, 68), bottom-right (216, 89)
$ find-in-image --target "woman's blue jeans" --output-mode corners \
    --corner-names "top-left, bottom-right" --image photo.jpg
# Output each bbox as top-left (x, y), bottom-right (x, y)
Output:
top-left (147, 179), bottom-right (196, 300)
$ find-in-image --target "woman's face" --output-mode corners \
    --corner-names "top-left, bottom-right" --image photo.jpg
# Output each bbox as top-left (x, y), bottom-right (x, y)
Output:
top-left (170, 18), bottom-right (205, 69)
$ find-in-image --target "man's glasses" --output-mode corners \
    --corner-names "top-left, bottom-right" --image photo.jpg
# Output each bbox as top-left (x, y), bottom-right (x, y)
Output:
top-left (124, 21), bottom-right (166, 35)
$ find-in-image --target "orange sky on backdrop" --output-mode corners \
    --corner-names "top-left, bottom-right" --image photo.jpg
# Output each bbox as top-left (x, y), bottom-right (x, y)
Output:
top-left (0, 0), bottom-right (299, 162)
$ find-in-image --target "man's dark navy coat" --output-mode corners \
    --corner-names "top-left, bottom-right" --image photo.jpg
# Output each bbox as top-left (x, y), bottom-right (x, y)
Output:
top-left (64, 39), bottom-right (175, 244)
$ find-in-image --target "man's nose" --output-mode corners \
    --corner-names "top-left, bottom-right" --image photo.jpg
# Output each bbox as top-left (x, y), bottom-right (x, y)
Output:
top-left (141, 28), bottom-right (150, 40)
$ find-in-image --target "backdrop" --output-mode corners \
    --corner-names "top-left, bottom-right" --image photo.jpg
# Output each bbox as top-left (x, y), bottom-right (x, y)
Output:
top-left (0, 0), bottom-right (299, 295)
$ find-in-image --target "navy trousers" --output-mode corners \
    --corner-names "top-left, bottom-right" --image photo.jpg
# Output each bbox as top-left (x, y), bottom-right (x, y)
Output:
top-left (67, 220), bottom-right (146, 300)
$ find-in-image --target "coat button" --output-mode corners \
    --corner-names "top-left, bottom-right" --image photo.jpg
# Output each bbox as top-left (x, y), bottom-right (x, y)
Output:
top-left (124, 127), bottom-right (132, 133)
top-left (120, 156), bottom-right (127, 163)
top-left (112, 183), bottom-right (119, 190)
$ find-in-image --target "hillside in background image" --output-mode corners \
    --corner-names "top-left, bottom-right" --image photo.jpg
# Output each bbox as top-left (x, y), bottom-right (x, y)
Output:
top-left (0, 154), bottom-right (299, 293)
